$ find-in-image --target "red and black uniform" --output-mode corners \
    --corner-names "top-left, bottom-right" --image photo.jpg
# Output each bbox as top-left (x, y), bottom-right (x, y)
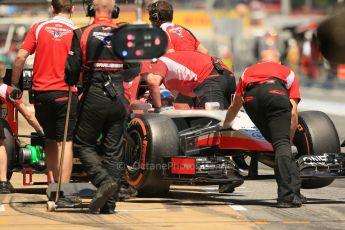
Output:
top-left (160, 22), bottom-right (205, 106)
top-left (21, 16), bottom-right (78, 141)
top-left (160, 22), bottom-right (200, 51)
top-left (0, 83), bottom-right (23, 138)
top-left (236, 61), bottom-right (302, 204)
top-left (141, 51), bottom-right (236, 109)
top-left (65, 17), bottom-right (140, 212)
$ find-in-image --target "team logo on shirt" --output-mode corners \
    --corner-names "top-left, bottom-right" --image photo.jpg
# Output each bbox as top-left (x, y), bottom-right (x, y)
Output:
top-left (93, 32), bottom-right (114, 48)
top-left (45, 26), bottom-right (72, 39)
top-left (169, 28), bottom-right (183, 37)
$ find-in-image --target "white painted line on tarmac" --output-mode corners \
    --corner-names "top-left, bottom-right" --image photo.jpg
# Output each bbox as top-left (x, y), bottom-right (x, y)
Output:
top-left (229, 204), bottom-right (247, 211)
top-left (0, 204), bottom-right (5, 212)
top-left (115, 209), bottom-right (129, 213)
top-left (300, 99), bottom-right (345, 116)
top-left (202, 188), bottom-right (248, 211)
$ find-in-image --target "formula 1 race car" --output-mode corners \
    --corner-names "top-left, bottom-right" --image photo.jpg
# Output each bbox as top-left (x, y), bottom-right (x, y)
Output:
top-left (124, 99), bottom-right (345, 195)
top-left (114, 25), bottom-right (345, 196)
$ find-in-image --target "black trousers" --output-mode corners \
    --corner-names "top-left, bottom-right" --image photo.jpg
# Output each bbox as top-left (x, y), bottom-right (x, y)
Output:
top-left (73, 83), bottom-right (127, 189)
top-left (175, 73), bottom-right (236, 195)
top-left (243, 82), bottom-right (301, 202)
top-left (194, 74), bottom-right (236, 109)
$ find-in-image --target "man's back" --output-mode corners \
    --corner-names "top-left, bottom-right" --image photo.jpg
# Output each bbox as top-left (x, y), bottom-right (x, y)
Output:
top-left (161, 22), bottom-right (200, 52)
top-left (79, 18), bottom-right (122, 73)
top-left (21, 16), bottom-right (75, 91)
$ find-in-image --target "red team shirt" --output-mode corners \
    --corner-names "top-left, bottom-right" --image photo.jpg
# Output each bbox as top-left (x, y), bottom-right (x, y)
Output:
top-left (235, 61), bottom-right (301, 101)
top-left (141, 51), bottom-right (220, 97)
top-left (160, 22), bottom-right (201, 51)
top-left (21, 16), bottom-right (76, 92)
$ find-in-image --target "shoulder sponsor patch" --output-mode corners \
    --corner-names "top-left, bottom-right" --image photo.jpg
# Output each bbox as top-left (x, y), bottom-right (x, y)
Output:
top-left (45, 26), bottom-right (72, 39)
top-left (93, 31), bottom-right (114, 48)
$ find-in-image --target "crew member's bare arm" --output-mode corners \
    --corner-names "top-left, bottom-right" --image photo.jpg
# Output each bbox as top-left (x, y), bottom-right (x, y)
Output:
top-left (223, 96), bottom-right (243, 128)
top-left (141, 73), bottom-right (163, 108)
top-left (15, 102), bottom-right (42, 133)
top-left (12, 49), bottom-right (30, 85)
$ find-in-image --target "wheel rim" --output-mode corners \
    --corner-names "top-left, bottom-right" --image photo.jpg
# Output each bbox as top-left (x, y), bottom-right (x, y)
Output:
top-left (125, 129), bottom-right (143, 180)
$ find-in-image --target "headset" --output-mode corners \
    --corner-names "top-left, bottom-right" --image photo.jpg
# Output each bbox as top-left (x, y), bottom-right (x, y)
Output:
top-left (84, 0), bottom-right (120, 19)
top-left (149, 1), bottom-right (161, 22)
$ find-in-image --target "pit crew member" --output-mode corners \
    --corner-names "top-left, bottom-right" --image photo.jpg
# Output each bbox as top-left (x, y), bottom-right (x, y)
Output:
top-left (64, 0), bottom-right (140, 214)
top-left (11, 0), bottom-right (77, 187)
top-left (223, 50), bottom-right (306, 208)
top-left (0, 61), bottom-right (43, 194)
top-left (147, 0), bottom-right (208, 54)
top-left (147, 0), bottom-right (209, 107)
top-left (140, 51), bottom-right (236, 110)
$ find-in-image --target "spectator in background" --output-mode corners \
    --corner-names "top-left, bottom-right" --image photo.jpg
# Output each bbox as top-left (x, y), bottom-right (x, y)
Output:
top-left (286, 38), bottom-right (300, 73)
top-left (300, 30), bottom-right (320, 84)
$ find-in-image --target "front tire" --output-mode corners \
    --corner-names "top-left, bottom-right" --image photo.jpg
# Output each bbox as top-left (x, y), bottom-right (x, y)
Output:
top-left (124, 114), bottom-right (179, 196)
top-left (293, 111), bottom-right (340, 189)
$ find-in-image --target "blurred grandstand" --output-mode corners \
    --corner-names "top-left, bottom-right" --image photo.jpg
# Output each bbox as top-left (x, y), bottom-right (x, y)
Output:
top-left (0, 0), bottom-right (344, 87)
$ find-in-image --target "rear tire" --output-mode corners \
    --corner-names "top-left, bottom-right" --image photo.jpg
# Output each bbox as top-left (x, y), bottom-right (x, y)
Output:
top-left (124, 114), bottom-right (179, 196)
top-left (293, 111), bottom-right (340, 189)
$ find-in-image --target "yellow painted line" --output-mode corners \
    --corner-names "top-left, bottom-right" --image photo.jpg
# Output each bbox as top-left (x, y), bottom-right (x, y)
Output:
top-left (0, 221), bottom-right (8, 225)
top-left (254, 220), bottom-right (310, 225)
top-left (282, 221), bottom-right (310, 224)
top-left (254, 221), bottom-right (271, 225)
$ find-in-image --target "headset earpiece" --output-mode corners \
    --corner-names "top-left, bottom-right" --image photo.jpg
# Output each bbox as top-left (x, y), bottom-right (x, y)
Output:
top-left (112, 5), bottom-right (120, 19)
top-left (85, 0), bottom-right (120, 19)
top-left (149, 2), bottom-right (161, 22)
top-left (86, 2), bottom-right (95, 17)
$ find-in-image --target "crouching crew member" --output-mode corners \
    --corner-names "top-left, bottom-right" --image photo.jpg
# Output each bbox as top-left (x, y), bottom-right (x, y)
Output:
top-left (140, 51), bottom-right (236, 110)
top-left (223, 50), bottom-right (306, 208)
top-left (65, 0), bottom-right (140, 214)
top-left (0, 61), bottom-right (43, 194)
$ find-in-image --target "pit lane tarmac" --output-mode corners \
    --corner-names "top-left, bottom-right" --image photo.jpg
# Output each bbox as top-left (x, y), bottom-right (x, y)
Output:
top-left (2, 173), bottom-right (345, 230)
top-left (0, 173), bottom-right (256, 230)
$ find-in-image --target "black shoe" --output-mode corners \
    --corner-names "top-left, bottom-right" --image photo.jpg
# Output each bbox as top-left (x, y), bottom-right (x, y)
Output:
top-left (219, 180), bottom-right (244, 193)
top-left (99, 206), bottom-right (116, 214)
top-left (118, 184), bottom-right (138, 200)
top-left (7, 182), bottom-right (15, 193)
top-left (0, 181), bottom-right (12, 194)
top-left (89, 182), bottom-right (118, 214)
top-left (100, 194), bottom-right (116, 214)
top-left (298, 194), bottom-right (307, 204)
top-left (57, 196), bottom-right (82, 206)
top-left (277, 196), bottom-right (302, 208)
top-left (277, 201), bottom-right (301, 208)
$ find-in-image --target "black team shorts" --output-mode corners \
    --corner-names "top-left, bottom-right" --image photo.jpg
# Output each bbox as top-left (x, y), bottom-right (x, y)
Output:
top-left (34, 91), bottom-right (78, 141)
